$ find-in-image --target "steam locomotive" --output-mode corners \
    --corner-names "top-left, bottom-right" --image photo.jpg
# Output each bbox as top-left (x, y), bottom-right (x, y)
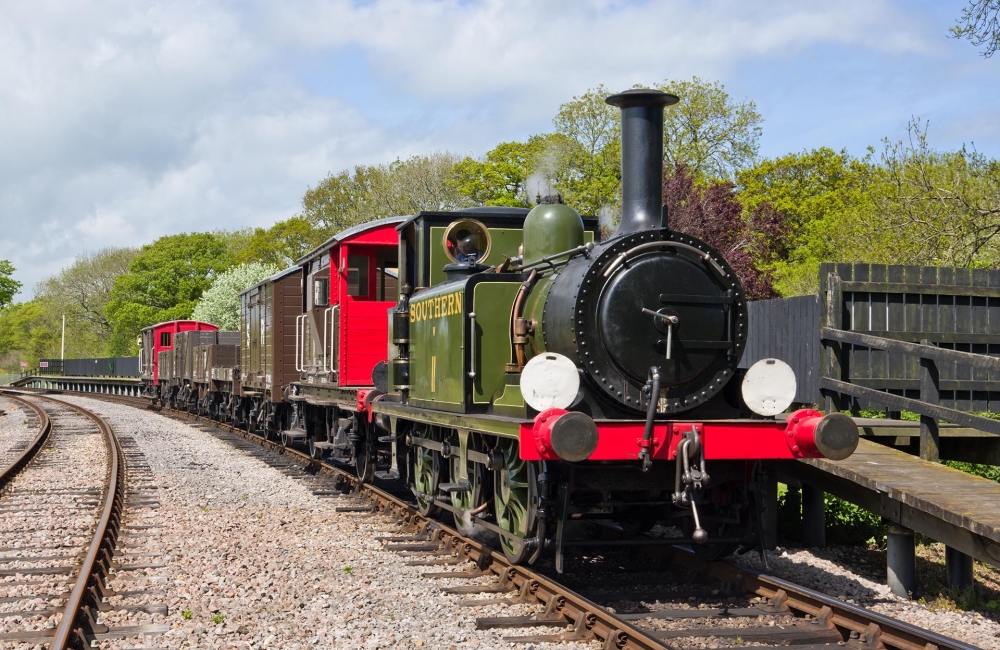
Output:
top-left (141, 89), bottom-right (859, 567)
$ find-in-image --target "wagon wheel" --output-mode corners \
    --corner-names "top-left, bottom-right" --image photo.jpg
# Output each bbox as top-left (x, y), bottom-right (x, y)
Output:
top-left (450, 435), bottom-right (489, 536)
top-left (493, 438), bottom-right (538, 564)
top-left (411, 428), bottom-right (442, 517)
top-left (307, 436), bottom-right (325, 460)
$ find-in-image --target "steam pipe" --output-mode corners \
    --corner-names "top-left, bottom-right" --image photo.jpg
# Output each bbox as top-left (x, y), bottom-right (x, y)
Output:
top-left (605, 89), bottom-right (679, 237)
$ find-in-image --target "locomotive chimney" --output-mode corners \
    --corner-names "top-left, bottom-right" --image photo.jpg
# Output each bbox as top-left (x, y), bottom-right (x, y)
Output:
top-left (605, 88), bottom-right (679, 236)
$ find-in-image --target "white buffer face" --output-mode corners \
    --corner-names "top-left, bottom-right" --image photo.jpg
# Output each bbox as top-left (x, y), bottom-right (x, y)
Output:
top-left (741, 358), bottom-right (797, 417)
top-left (520, 352), bottom-right (580, 411)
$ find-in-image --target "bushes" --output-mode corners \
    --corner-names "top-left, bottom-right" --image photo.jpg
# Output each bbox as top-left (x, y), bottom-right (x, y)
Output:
top-left (777, 484), bottom-right (887, 548)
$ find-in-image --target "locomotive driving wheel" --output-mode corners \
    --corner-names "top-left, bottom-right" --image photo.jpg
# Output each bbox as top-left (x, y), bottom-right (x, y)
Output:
top-left (493, 439), bottom-right (538, 564)
top-left (450, 435), bottom-right (488, 537)
top-left (412, 427), bottom-right (442, 517)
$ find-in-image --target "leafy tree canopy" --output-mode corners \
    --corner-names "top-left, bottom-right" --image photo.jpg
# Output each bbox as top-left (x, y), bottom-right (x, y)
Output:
top-left (951, 0), bottom-right (1000, 57)
top-left (231, 217), bottom-right (326, 267)
top-left (106, 232), bottom-right (233, 354)
top-left (664, 164), bottom-right (789, 300)
top-left (302, 153), bottom-right (473, 236)
top-left (656, 77), bottom-right (763, 182)
top-left (450, 134), bottom-right (578, 208)
top-left (0, 260), bottom-right (22, 309)
top-left (191, 262), bottom-right (282, 331)
top-left (737, 148), bottom-right (871, 295)
top-left (37, 247), bottom-right (137, 342)
top-left (0, 300), bottom-right (61, 370)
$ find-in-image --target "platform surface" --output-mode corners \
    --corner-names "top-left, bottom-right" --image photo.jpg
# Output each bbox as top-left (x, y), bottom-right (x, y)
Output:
top-left (803, 439), bottom-right (1000, 544)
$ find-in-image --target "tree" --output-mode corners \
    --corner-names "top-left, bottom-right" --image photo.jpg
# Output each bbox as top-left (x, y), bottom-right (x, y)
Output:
top-left (191, 262), bottom-right (282, 330)
top-left (656, 77), bottom-right (763, 181)
top-left (664, 164), bottom-right (789, 300)
top-left (105, 232), bottom-right (233, 354)
top-left (0, 260), bottom-right (22, 309)
top-left (553, 84), bottom-right (623, 215)
top-left (853, 119), bottom-right (1000, 267)
top-left (951, 0), bottom-right (1000, 58)
top-left (301, 153), bottom-right (473, 236)
top-left (451, 134), bottom-right (578, 207)
top-left (737, 148), bottom-right (871, 295)
top-left (548, 78), bottom-right (763, 219)
top-left (0, 300), bottom-right (61, 369)
top-left (232, 218), bottom-right (326, 267)
top-left (36, 247), bottom-right (137, 342)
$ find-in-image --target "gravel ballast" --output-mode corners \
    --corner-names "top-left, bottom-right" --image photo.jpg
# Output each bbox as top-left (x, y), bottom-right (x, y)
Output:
top-left (61, 396), bottom-right (597, 650)
top-left (734, 546), bottom-right (1000, 648)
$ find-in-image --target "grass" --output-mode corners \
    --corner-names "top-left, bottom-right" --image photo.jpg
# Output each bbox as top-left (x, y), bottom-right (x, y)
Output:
top-left (181, 610), bottom-right (193, 620)
top-left (212, 614), bottom-right (226, 625)
top-left (343, 565), bottom-right (353, 575)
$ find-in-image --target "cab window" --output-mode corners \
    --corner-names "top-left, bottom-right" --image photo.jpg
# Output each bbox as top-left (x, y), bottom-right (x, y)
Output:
top-left (347, 255), bottom-right (369, 297)
top-left (160, 332), bottom-right (171, 347)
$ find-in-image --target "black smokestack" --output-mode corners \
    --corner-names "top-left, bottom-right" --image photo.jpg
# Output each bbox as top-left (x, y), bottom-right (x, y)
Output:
top-left (605, 88), bottom-right (679, 236)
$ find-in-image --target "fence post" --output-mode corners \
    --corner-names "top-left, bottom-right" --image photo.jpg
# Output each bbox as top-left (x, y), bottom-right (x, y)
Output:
top-left (919, 338), bottom-right (940, 463)
top-left (824, 272), bottom-right (844, 413)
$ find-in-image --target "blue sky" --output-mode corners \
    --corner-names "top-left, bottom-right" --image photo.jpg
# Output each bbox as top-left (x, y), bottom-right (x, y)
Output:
top-left (1, 0), bottom-right (998, 298)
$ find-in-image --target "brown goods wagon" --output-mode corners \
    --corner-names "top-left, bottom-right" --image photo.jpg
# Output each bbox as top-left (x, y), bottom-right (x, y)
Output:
top-left (240, 267), bottom-right (302, 402)
top-left (174, 330), bottom-right (219, 381)
top-left (157, 350), bottom-right (173, 384)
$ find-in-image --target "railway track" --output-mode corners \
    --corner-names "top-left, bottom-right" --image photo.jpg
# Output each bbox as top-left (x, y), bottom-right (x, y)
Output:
top-left (18, 388), bottom-right (984, 650)
top-left (0, 391), bottom-right (167, 649)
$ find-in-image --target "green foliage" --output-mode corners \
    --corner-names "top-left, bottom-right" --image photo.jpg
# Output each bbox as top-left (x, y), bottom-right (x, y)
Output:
top-left (0, 260), bottom-right (22, 309)
top-left (0, 300), bottom-right (61, 370)
top-left (944, 460), bottom-right (1000, 482)
top-left (232, 217), bottom-right (326, 267)
top-left (36, 247), bottom-right (137, 355)
top-left (450, 134), bottom-right (577, 207)
top-left (211, 614), bottom-right (225, 624)
top-left (106, 233), bottom-right (233, 355)
top-left (858, 120), bottom-right (1000, 268)
top-left (656, 77), bottom-right (763, 182)
top-left (738, 148), bottom-right (871, 295)
top-left (777, 485), bottom-right (887, 547)
top-left (552, 84), bottom-right (623, 216)
top-left (191, 262), bottom-right (281, 330)
top-left (181, 609), bottom-right (193, 620)
top-left (950, 0), bottom-right (1000, 58)
top-left (301, 153), bottom-right (473, 236)
top-left (342, 565), bottom-right (353, 575)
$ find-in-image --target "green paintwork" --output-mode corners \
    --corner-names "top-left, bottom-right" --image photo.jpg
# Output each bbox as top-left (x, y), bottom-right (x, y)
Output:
top-left (522, 203), bottom-right (585, 265)
top-left (408, 281), bottom-right (467, 406)
top-left (493, 381), bottom-right (526, 418)
top-left (471, 282), bottom-right (520, 404)
top-left (521, 273), bottom-right (554, 362)
top-left (372, 401), bottom-right (524, 438)
top-left (429, 227), bottom-right (524, 286)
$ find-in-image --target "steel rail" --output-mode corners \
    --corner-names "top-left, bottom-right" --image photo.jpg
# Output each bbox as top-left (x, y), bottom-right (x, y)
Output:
top-left (25, 393), bottom-right (127, 650)
top-left (27, 388), bottom-right (979, 650)
top-left (0, 392), bottom-right (51, 491)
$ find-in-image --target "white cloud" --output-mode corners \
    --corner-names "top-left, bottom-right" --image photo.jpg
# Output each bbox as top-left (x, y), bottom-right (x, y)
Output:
top-left (0, 0), bottom-right (983, 301)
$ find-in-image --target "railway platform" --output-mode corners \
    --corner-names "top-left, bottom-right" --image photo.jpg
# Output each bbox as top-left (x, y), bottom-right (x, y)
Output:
top-left (10, 374), bottom-right (143, 395)
top-left (778, 436), bottom-right (1000, 597)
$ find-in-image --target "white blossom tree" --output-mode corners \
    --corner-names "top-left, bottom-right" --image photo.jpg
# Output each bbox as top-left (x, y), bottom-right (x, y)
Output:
top-left (191, 262), bottom-right (281, 331)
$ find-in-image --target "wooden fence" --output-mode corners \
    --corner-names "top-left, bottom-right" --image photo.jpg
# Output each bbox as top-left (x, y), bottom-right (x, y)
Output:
top-left (819, 263), bottom-right (1000, 461)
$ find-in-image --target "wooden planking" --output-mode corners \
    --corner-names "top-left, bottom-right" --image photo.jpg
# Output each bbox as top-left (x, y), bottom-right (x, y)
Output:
top-left (803, 440), bottom-right (1000, 543)
top-left (752, 263), bottom-right (1000, 413)
top-left (742, 295), bottom-right (820, 405)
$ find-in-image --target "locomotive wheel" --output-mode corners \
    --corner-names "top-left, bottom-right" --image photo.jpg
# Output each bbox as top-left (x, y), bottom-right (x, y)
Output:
top-left (412, 431), bottom-right (442, 517)
top-left (450, 436), bottom-right (488, 537)
top-left (493, 439), bottom-right (538, 564)
top-left (354, 436), bottom-right (376, 484)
